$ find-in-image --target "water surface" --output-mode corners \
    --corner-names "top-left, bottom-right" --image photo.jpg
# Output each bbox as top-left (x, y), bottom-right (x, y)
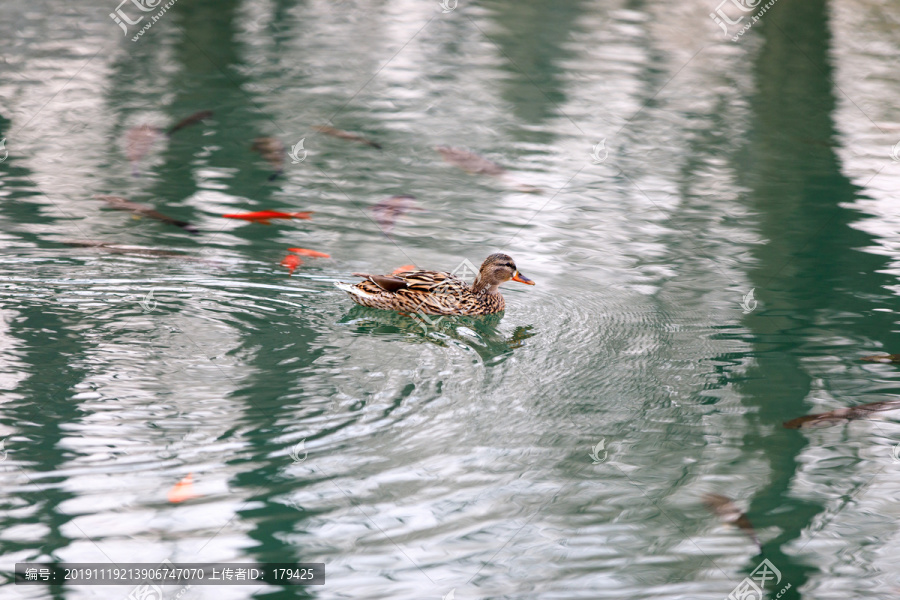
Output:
top-left (2, 0), bottom-right (900, 598)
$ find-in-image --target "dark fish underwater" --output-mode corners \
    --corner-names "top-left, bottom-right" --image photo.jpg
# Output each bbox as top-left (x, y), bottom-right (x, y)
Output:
top-left (783, 399), bottom-right (900, 429)
top-left (702, 493), bottom-right (760, 548)
top-left (96, 195), bottom-right (198, 234)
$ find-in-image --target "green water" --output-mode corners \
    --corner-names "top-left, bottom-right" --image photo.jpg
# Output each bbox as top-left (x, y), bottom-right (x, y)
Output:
top-left (2, 0), bottom-right (900, 598)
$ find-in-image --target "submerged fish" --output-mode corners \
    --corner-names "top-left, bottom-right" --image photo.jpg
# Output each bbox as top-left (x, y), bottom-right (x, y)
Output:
top-left (62, 240), bottom-right (189, 258)
top-left (435, 146), bottom-right (542, 193)
top-left (312, 125), bottom-right (381, 149)
top-left (125, 125), bottom-right (160, 176)
top-left (95, 195), bottom-right (198, 234)
top-left (287, 248), bottom-right (330, 258)
top-left (281, 254), bottom-right (303, 276)
top-left (436, 146), bottom-right (507, 176)
top-left (166, 110), bottom-right (214, 136)
top-left (702, 493), bottom-right (760, 548)
top-left (370, 195), bottom-right (421, 235)
top-left (222, 210), bottom-right (313, 225)
top-left (251, 137), bottom-right (285, 180)
top-left (783, 399), bottom-right (900, 429)
top-left (125, 110), bottom-right (212, 176)
top-left (861, 354), bottom-right (900, 363)
top-left (167, 473), bottom-right (200, 503)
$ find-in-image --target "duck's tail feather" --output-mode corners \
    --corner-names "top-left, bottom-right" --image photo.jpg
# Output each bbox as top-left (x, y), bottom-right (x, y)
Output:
top-left (334, 282), bottom-right (377, 298)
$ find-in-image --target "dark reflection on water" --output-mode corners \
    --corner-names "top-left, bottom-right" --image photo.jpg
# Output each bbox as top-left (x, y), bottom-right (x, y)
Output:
top-left (481, 0), bottom-right (588, 129)
top-left (339, 304), bottom-right (536, 362)
top-left (732, 0), bottom-right (900, 598)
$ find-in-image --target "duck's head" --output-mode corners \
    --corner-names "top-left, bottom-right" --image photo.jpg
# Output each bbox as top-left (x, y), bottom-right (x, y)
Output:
top-left (473, 253), bottom-right (534, 292)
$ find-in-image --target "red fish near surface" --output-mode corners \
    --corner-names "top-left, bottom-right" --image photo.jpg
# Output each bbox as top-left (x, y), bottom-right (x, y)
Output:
top-left (281, 254), bottom-right (303, 276)
top-left (287, 248), bottom-right (330, 258)
top-left (222, 210), bottom-right (313, 224)
top-left (167, 473), bottom-right (200, 503)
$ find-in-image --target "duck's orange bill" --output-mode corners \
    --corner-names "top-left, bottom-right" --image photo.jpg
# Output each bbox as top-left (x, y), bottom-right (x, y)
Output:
top-left (287, 248), bottom-right (330, 258)
top-left (391, 264), bottom-right (416, 275)
top-left (512, 271), bottom-right (535, 285)
top-left (167, 473), bottom-right (201, 503)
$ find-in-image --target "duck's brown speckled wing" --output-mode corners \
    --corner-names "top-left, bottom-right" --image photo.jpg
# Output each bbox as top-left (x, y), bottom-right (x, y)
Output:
top-left (400, 270), bottom-right (465, 292)
top-left (406, 274), bottom-right (470, 315)
top-left (353, 270), bottom-right (448, 294)
top-left (358, 274), bottom-right (409, 293)
top-left (340, 269), bottom-right (502, 315)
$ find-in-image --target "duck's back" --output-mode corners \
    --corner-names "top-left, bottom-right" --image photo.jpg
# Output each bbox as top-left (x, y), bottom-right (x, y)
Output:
top-left (339, 269), bottom-right (504, 315)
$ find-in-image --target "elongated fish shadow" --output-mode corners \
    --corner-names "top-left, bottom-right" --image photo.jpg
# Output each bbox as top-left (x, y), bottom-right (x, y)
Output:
top-left (783, 399), bottom-right (900, 429)
top-left (125, 110), bottom-right (213, 177)
top-left (435, 145), bottom-right (543, 193)
top-left (60, 240), bottom-right (223, 268)
top-left (861, 354), bottom-right (900, 363)
top-left (703, 493), bottom-right (761, 550)
top-left (95, 195), bottom-right (199, 235)
top-left (251, 137), bottom-right (284, 180)
top-left (370, 194), bottom-right (423, 237)
top-left (312, 125), bottom-right (381, 149)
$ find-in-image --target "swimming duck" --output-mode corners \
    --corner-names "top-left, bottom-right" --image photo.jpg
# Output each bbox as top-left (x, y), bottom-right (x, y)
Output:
top-left (335, 253), bottom-right (534, 315)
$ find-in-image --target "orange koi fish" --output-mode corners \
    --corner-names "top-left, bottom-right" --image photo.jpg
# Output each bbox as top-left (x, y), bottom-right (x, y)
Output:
top-left (281, 254), bottom-right (303, 276)
top-left (167, 473), bottom-right (200, 503)
top-left (222, 210), bottom-right (313, 224)
top-left (287, 248), bottom-right (330, 258)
